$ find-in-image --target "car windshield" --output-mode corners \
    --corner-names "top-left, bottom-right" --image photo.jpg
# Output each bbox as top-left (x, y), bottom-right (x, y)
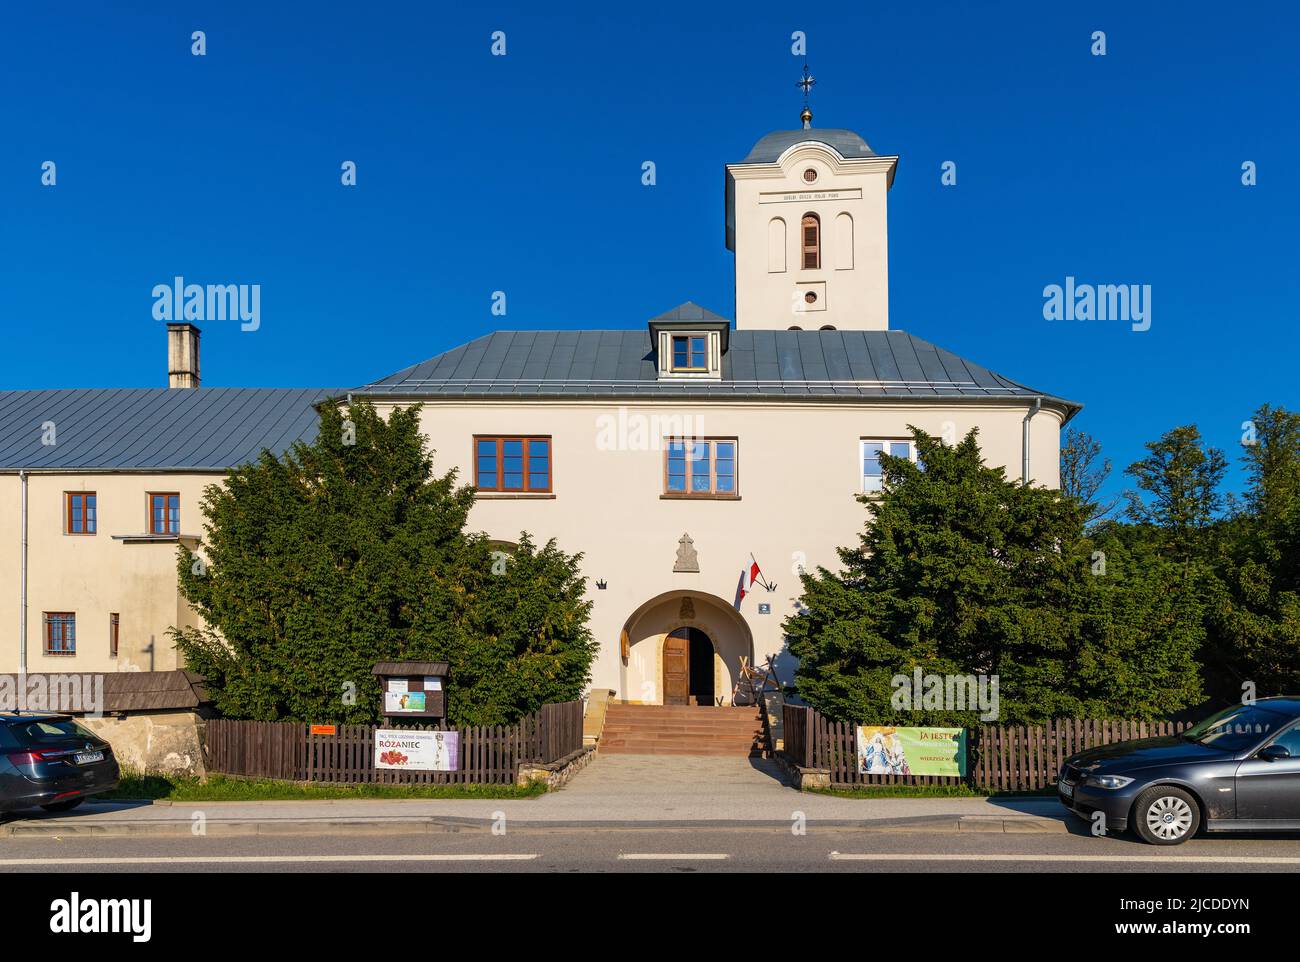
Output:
top-left (6, 718), bottom-right (99, 746)
top-left (1181, 704), bottom-right (1290, 751)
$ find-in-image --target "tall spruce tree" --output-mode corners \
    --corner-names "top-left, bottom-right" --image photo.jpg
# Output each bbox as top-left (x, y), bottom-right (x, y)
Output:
top-left (785, 427), bottom-right (1204, 725)
top-left (172, 400), bottom-right (597, 726)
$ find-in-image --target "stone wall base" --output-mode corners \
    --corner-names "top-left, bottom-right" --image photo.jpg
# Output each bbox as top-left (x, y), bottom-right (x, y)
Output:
top-left (80, 711), bottom-right (206, 777)
top-left (773, 750), bottom-right (830, 790)
top-left (516, 745), bottom-right (597, 789)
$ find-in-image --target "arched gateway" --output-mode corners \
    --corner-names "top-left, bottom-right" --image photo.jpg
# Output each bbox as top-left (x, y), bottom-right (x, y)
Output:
top-left (618, 590), bottom-right (755, 706)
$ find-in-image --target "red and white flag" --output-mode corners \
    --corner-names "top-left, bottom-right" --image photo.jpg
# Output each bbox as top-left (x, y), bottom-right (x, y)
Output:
top-left (734, 557), bottom-right (767, 608)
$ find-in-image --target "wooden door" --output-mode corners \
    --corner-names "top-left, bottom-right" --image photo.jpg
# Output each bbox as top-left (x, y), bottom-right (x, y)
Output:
top-left (663, 631), bottom-right (690, 706)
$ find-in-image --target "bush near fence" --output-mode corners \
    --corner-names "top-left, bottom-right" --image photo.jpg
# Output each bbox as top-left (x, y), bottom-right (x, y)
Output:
top-left (205, 701), bottom-right (583, 785)
top-left (782, 704), bottom-right (1191, 791)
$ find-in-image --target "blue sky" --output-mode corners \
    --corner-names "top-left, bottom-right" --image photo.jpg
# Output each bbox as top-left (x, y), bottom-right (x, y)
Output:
top-left (3, 1), bottom-right (1297, 504)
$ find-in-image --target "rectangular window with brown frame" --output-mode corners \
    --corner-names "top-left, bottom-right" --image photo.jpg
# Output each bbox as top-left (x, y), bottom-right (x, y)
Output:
top-left (44, 612), bottom-right (76, 656)
top-left (65, 492), bottom-right (96, 535)
top-left (474, 436), bottom-right (552, 493)
top-left (664, 438), bottom-right (737, 497)
top-left (109, 613), bottom-right (120, 658)
top-left (148, 492), bottom-right (180, 535)
top-left (669, 334), bottom-right (708, 372)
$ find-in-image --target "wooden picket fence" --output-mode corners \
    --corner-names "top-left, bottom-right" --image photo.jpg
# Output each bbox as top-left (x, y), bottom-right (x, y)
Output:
top-left (782, 704), bottom-right (1191, 791)
top-left (205, 700), bottom-right (584, 785)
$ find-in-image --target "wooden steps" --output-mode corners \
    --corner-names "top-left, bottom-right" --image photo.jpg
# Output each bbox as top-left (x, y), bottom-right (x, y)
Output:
top-left (599, 703), bottom-right (766, 757)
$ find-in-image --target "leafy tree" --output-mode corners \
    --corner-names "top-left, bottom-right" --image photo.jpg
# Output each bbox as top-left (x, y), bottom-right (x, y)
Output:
top-left (1206, 405), bottom-right (1300, 696)
top-left (172, 400), bottom-right (596, 726)
top-left (1060, 427), bottom-right (1118, 523)
top-left (785, 428), bottom-right (1204, 726)
top-left (1123, 425), bottom-right (1227, 565)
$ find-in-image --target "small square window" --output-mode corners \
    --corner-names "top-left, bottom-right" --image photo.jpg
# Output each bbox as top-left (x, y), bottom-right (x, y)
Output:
top-left (670, 335), bottom-right (708, 372)
top-left (44, 612), bottom-right (76, 656)
top-left (66, 492), bottom-right (97, 535)
top-left (862, 439), bottom-right (916, 494)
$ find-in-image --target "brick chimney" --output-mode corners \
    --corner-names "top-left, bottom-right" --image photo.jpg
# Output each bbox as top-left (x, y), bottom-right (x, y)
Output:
top-left (167, 323), bottom-right (201, 389)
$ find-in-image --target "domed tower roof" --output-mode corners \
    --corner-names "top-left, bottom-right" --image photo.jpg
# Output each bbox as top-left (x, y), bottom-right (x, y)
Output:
top-left (739, 128), bottom-right (878, 165)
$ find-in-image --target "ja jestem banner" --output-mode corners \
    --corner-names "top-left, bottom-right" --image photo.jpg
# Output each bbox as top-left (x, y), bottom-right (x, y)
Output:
top-left (856, 726), bottom-right (967, 776)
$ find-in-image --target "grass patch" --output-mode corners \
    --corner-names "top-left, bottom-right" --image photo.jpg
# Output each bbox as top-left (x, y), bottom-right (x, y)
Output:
top-left (109, 772), bottom-right (547, 802)
top-left (805, 783), bottom-right (1058, 799)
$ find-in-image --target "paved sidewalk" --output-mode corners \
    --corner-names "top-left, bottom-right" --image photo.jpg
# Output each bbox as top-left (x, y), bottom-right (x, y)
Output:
top-left (0, 755), bottom-right (1070, 838)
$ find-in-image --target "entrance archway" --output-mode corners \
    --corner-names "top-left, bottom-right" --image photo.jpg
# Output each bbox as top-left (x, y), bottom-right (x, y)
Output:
top-left (619, 590), bottom-right (754, 706)
top-left (663, 626), bottom-right (716, 706)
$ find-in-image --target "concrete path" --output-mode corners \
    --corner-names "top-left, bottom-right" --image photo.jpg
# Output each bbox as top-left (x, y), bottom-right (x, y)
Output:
top-left (0, 754), bottom-right (1067, 838)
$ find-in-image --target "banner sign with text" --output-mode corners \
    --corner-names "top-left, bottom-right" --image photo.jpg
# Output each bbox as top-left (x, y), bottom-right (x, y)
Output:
top-left (374, 729), bottom-right (459, 771)
top-left (856, 726), bottom-right (966, 777)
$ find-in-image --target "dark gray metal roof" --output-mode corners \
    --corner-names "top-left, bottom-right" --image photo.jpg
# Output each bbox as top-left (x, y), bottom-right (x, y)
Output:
top-left (0, 388), bottom-right (333, 471)
top-left (355, 329), bottom-right (1080, 417)
top-left (740, 128), bottom-right (879, 164)
top-left (649, 301), bottom-right (729, 323)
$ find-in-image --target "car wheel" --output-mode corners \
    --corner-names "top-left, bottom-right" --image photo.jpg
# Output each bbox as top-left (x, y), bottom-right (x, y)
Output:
top-left (39, 798), bottom-right (84, 813)
top-left (1133, 786), bottom-right (1199, 845)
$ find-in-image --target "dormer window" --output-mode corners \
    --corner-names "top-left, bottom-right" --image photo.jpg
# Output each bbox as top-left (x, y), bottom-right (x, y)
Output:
top-left (671, 335), bottom-right (708, 372)
top-left (648, 302), bottom-right (730, 381)
top-left (657, 330), bottom-right (720, 378)
top-left (801, 214), bottom-right (821, 269)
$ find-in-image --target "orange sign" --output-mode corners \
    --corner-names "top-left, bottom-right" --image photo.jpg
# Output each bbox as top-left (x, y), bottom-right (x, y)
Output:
top-left (310, 724), bottom-right (337, 736)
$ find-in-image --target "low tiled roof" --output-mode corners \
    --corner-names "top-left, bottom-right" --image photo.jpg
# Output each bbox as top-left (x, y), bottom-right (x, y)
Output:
top-left (0, 670), bottom-right (208, 713)
top-left (0, 388), bottom-right (334, 471)
top-left (355, 329), bottom-right (1080, 417)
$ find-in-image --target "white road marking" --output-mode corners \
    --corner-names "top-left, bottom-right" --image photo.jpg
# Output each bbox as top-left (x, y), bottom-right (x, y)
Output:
top-left (0, 854), bottom-right (538, 866)
top-left (829, 852), bottom-right (1300, 864)
top-left (617, 853), bottom-right (730, 860)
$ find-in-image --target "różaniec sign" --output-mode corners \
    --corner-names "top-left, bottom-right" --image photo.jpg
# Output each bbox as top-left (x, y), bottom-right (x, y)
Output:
top-left (374, 729), bottom-right (459, 772)
top-left (856, 726), bottom-right (966, 777)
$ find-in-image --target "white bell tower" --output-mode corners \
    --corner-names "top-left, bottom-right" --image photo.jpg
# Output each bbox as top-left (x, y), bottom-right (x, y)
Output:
top-left (725, 69), bottom-right (898, 331)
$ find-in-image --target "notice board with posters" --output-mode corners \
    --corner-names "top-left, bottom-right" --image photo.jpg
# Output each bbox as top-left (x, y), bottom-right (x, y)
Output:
top-left (371, 661), bottom-right (448, 721)
top-left (856, 726), bottom-right (967, 777)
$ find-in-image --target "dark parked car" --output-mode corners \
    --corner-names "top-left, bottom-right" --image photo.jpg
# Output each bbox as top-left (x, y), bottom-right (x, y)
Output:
top-left (0, 713), bottom-right (120, 814)
top-left (1059, 697), bottom-right (1300, 844)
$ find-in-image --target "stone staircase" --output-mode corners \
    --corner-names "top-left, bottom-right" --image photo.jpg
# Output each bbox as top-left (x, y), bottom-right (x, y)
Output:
top-left (599, 703), bottom-right (766, 757)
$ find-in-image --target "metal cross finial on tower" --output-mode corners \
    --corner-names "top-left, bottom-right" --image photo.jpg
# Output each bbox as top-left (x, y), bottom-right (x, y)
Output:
top-left (796, 63), bottom-right (816, 129)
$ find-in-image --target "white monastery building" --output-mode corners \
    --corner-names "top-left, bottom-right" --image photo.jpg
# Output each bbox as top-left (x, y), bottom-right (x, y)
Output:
top-left (0, 109), bottom-right (1079, 711)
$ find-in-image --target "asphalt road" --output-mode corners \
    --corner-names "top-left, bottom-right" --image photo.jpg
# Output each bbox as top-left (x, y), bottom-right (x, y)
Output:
top-left (5, 823), bottom-right (1300, 872)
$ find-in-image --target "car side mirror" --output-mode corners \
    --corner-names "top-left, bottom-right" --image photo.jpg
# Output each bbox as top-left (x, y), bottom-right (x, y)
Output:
top-left (1259, 744), bottom-right (1292, 762)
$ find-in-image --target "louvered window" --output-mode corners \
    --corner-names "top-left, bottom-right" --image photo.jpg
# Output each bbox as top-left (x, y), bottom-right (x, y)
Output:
top-left (802, 214), bottom-right (820, 269)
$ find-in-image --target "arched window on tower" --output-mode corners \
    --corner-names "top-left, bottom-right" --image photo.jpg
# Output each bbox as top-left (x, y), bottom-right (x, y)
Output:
top-left (767, 217), bottom-right (786, 273)
top-left (801, 213), bottom-right (820, 270)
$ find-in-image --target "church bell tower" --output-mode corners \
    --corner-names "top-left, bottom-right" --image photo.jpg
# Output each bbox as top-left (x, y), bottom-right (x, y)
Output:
top-left (725, 66), bottom-right (898, 331)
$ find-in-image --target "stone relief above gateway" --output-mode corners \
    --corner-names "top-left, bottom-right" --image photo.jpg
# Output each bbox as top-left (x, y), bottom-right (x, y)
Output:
top-left (674, 533), bottom-right (700, 573)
